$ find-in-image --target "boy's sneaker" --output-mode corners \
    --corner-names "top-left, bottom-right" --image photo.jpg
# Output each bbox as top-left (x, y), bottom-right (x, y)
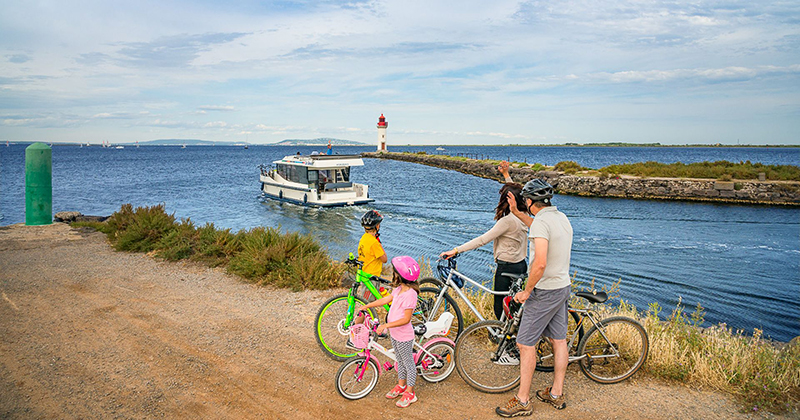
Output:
top-left (385, 385), bottom-right (406, 399)
top-left (535, 387), bottom-right (566, 410)
top-left (395, 392), bottom-right (417, 408)
top-left (495, 395), bottom-right (532, 417)
top-left (494, 350), bottom-right (520, 366)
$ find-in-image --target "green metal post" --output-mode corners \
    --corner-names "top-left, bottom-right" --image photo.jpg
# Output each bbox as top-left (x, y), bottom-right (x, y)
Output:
top-left (25, 142), bottom-right (52, 225)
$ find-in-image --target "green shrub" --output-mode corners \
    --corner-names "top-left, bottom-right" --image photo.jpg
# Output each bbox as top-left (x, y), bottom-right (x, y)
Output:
top-left (108, 204), bottom-right (177, 252)
top-left (554, 161), bottom-right (586, 174)
top-left (718, 174), bottom-right (733, 181)
top-left (599, 160), bottom-right (800, 181)
top-left (79, 204), bottom-right (344, 291)
top-left (156, 218), bottom-right (198, 261)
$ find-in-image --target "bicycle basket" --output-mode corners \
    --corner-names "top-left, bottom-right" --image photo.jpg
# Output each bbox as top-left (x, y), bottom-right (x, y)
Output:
top-left (349, 323), bottom-right (370, 349)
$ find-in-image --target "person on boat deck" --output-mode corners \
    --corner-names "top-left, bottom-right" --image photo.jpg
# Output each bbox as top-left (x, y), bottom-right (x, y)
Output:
top-left (327, 140), bottom-right (333, 155)
top-left (440, 162), bottom-right (528, 321)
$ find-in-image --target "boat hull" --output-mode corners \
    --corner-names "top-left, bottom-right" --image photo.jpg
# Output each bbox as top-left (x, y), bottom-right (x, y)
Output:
top-left (260, 177), bottom-right (374, 207)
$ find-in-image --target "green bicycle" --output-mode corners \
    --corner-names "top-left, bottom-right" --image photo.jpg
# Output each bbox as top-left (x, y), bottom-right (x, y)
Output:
top-left (314, 254), bottom-right (454, 361)
top-left (314, 254), bottom-right (392, 361)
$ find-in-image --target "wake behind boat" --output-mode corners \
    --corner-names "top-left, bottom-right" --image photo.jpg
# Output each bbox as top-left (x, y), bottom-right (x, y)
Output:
top-left (259, 154), bottom-right (374, 207)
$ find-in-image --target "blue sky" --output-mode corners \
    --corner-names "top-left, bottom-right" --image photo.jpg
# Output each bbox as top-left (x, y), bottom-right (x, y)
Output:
top-left (1, 0), bottom-right (798, 145)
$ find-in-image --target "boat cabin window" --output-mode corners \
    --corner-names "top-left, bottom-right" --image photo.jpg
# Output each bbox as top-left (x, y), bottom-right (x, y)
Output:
top-left (277, 164), bottom-right (309, 184)
top-left (317, 168), bottom-right (350, 183)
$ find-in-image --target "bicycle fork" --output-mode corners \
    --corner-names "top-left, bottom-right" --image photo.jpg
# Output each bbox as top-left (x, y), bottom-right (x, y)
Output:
top-left (491, 313), bottom-right (522, 361)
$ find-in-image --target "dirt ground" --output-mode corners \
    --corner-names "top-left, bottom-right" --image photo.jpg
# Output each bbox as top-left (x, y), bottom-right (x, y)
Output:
top-left (0, 223), bottom-right (788, 419)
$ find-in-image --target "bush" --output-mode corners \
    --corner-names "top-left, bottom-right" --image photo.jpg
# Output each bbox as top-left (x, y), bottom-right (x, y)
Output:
top-left (599, 161), bottom-right (800, 181)
top-left (82, 204), bottom-right (344, 291)
top-left (554, 161), bottom-right (586, 174)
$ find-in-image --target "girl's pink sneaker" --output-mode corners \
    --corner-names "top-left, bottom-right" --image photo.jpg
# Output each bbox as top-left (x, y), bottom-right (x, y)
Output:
top-left (385, 385), bottom-right (406, 399)
top-left (396, 392), bottom-right (417, 408)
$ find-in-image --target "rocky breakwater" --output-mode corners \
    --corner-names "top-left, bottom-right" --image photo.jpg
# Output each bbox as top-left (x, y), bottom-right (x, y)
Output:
top-left (363, 152), bottom-right (800, 206)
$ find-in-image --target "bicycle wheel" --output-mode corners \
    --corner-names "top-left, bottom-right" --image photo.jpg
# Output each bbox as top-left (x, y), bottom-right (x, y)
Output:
top-left (576, 316), bottom-right (649, 384)
top-left (314, 294), bottom-right (376, 361)
top-left (335, 356), bottom-right (380, 400)
top-left (416, 287), bottom-right (463, 341)
top-left (419, 341), bottom-right (456, 383)
top-left (535, 310), bottom-right (582, 372)
top-left (454, 320), bottom-right (520, 393)
top-left (418, 276), bottom-right (444, 290)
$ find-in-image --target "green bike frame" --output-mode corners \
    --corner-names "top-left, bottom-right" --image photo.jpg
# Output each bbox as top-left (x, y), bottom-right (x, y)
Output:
top-left (343, 268), bottom-right (391, 330)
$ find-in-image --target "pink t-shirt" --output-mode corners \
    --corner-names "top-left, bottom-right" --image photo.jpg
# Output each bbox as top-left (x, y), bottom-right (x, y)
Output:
top-left (387, 286), bottom-right (418, 341)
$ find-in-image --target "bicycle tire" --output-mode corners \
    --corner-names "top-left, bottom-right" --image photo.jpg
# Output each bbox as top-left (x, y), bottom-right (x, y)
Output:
top-left (576, 316), bottom-right (649, 384)
top-left (314, 294), bottom-right (376, 361)
top-left (534, 310), bottom-right (583, 372)
top-left (419, 341), bottom-right (456, 383)
top-left (418, 276), bottom-right (444, 290)
top-left (454, 320), bottom-right (520, 393)
top-left (335, 356), bottom-right (380, 400)
top-left (417, 287), bottom-right (463, 341)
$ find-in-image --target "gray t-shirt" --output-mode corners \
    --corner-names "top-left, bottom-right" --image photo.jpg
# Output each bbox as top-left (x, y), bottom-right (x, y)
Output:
top-left (529, 206), bottom-right (573, 290)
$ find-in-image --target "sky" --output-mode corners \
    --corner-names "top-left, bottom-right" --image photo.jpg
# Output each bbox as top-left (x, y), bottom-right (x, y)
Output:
top-left (0, 0), bottom-right (799, 146)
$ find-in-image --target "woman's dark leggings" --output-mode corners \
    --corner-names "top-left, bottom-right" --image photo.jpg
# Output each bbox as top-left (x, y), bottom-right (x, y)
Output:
top-left (493, 260), bottom-right (528, 320)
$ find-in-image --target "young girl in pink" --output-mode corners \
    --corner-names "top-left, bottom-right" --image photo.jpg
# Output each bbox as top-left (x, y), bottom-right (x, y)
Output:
top-left (357, 255), bottom-right (420, 408)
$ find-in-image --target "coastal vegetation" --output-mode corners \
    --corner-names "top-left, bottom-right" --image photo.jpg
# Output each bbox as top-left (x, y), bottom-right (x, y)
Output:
top-left (598, 160), bottom-right (800, 181)
top-left (401, 152), bottom-right (800, 181)
top-left (75, 203), bottom-right (343, 291)
top-left (452, 271), bottom-right (799, 414)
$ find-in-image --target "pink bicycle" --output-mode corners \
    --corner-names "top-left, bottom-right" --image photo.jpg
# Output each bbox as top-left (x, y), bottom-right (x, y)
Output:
top-left (335, 311), bottom-right (456, 400)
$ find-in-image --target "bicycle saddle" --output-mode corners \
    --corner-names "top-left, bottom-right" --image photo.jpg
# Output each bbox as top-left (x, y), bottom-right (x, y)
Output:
top-left (575, 291), bottom-right (608, 304)
top-left (413, 324), bottom-right (427, 336)
top-left (500, 272), bottom-right (526, 280)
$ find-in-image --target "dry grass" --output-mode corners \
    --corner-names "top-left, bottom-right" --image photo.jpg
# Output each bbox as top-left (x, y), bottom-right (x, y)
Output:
top-left (422, 262), bottom-right (799, 414)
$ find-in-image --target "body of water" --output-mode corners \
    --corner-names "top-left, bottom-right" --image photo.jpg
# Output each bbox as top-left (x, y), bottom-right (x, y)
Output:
top-left (1, 144), bottom-right (798, 341)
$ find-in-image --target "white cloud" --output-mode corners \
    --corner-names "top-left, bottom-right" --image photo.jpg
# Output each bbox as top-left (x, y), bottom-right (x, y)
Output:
top-left (0, 0), bottom-right (797, 144)
top-left (197, 105), bottom-right (235, 111)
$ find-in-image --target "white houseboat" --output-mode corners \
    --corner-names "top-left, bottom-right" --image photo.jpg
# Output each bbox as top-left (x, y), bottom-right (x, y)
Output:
top-left (259, 154), bottom-right (374, 207)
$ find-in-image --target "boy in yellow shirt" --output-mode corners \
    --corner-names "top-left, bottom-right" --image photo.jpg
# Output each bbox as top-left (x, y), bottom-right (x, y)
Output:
top-left (358, 210), bottom-right (387, 278)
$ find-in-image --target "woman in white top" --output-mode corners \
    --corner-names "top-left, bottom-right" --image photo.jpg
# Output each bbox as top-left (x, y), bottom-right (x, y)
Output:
top-left (440, 163), bottom-right (528, 319)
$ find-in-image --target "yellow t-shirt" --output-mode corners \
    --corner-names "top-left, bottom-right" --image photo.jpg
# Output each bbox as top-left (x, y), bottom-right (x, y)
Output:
top-left (358, 232), bottom-right (385, 277)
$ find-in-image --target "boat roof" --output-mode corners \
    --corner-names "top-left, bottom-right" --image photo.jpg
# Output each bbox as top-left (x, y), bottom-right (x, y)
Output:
top-left (273, 154), bottom-right (365, 168)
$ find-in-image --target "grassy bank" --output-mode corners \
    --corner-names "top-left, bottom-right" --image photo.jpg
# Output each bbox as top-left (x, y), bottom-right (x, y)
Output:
top-left (439, 268), bottom-right (798, 414)
top-left (598, 160), bottom-right (800, 181)
top-left (395, 152), bottom-right (800, 181)
top-left (75, 203), bottom-right (343, 290)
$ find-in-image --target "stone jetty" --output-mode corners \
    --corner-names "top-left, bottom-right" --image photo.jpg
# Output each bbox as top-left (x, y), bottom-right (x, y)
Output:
top-left (363, 152), bottom-right (800, 206)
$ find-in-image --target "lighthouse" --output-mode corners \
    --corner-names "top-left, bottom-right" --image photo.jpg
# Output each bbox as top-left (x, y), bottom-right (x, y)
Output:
top-left (377, 114), bottom-right (388, 152)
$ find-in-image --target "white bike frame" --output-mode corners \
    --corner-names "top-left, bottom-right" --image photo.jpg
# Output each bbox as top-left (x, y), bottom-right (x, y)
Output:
top-left (429, 261), bottom-right (519, 324)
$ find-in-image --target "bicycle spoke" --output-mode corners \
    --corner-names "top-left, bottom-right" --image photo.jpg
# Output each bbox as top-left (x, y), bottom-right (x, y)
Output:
top-left (577, 317), bottom-right (648, 384)
top-left (455, 320), bottom-right (520, 393)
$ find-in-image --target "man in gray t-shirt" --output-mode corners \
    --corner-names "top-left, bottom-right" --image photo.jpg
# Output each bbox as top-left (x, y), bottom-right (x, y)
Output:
top-left (495, 179), bottom-right (573, 418)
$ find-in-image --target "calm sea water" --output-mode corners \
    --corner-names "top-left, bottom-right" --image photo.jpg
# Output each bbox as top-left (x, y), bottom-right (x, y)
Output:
top-left (1, 144), bottom-right (798, 341)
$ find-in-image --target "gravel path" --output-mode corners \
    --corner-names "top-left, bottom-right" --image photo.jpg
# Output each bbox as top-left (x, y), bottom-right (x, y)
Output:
top-left (0, 223), bottom-right (781, 419)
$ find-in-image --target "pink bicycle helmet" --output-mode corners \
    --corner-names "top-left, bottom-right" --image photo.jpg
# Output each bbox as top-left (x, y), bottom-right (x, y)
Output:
top-left (391, 256), bottom-right (420, 282)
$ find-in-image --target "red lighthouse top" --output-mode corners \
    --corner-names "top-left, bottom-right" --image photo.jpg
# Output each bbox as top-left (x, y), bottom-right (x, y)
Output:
top-left (377, 114), bottom-right (387, 127)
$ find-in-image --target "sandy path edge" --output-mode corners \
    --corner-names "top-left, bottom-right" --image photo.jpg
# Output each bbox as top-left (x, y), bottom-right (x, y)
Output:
top-left (0, 223), bottom-right (784, 419)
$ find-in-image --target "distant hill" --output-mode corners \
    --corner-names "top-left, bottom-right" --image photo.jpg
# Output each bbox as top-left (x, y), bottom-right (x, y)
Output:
top-left (134, 139), bottom-right (235, 146)
top-left (270, 138), bottom-right (365, 146)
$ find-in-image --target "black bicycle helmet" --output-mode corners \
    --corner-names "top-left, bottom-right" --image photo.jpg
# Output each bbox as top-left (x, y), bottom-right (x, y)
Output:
top-left (521, 178), bottom-right (555, 201)
top-left (360, 210), bottom-right (383, 228)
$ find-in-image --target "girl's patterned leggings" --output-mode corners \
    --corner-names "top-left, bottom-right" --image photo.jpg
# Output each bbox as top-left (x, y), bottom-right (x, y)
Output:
top-left (390, 337), bottom-right (416, 387)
